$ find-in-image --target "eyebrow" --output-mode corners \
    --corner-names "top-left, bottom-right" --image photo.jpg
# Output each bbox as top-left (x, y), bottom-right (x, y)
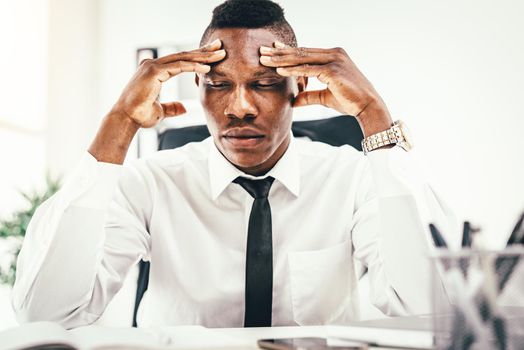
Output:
top-left (206, 69), bottom-right (282, 79)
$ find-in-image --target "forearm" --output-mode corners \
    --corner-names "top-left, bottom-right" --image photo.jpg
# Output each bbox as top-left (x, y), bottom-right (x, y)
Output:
top-left (15, 207), bottom-right (108, 326)
top-left (88, 110), bottom-right (140, 165)
top-left (355, 98), bottom-right (393, 138)
top-left (12, 155), bottom-right (124, 327)
top-left (87, 41), bottom-right (224, 166)
top-left (353, 148), bottom-right (457, 315)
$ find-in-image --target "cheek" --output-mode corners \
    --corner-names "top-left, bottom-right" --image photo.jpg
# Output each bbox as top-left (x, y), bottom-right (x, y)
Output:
top-left (264, 84), bottom-right (295, 128)
top-left (254, 80), bottom-right (295, 116)
top-left (200, 89), bottom-right (226, 133)
top-left (274, 79), bottom-right (296, 108)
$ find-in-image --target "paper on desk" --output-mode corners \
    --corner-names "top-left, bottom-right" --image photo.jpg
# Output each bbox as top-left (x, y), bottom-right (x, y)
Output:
top-left (328, 325), bottom-right (434, 349)
top-left (156, 325), bottom-right (252, 349)
top-left (0, 322), bottom-right (170, 350)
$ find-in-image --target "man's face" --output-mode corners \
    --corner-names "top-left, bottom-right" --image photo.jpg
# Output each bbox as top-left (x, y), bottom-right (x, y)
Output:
top-left (197, 28), bottom-right (304, 175)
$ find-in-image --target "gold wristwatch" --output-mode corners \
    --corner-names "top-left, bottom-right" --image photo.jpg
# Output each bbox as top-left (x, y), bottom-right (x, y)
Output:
top-left (361, 120), bottom-right (413, 155)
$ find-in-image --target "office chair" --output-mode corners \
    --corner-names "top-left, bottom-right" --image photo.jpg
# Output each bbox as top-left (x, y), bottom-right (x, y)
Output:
top-left (132, 115), bottom-right (364, 327)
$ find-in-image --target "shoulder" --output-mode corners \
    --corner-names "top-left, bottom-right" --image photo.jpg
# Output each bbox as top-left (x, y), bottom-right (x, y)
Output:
top-left (293, 138), bottom-right (371, 199)
top-left (293, 137), bottom-right (369, 186)
top-left (294, 137), bottom-right (364, 164)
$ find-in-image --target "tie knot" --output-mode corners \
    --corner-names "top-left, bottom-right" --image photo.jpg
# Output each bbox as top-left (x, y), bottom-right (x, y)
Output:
top-left (234, 176), bottom-right (275, 199)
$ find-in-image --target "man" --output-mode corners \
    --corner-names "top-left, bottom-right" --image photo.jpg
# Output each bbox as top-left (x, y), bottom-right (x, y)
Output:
top-left (13, 0), bottom-right (454, 329)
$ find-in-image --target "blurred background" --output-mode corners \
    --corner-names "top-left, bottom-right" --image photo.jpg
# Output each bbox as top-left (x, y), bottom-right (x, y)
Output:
top-left (0, 0), bottom-right (523, 330)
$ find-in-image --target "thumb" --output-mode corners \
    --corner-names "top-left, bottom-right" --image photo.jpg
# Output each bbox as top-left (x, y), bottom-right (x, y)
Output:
top-left (161, 101), bottom-right (187, 117)
top-left (292, 89), bottom-right (330, 108)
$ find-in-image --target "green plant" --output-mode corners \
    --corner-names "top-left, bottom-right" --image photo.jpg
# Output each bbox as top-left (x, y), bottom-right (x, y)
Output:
top-left (0, 176), bottom-right (60, 285)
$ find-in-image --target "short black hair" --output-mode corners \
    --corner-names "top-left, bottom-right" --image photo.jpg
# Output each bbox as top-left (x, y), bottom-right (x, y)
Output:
top-left (200, 0), bottom-right (297, 47)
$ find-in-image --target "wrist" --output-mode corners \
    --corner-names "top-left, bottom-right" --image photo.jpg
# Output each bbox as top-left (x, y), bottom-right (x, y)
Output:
top-left (107, 108), bottom-right (141, 132)
top-left (361, 120), bottom-right (413, 154)
top-left (88, 110), bottom-right (141, 164)
top-left (355, 99), bottom-right (393, 137)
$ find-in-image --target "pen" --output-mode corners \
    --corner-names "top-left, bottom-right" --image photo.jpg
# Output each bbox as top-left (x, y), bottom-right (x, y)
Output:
top-left (475, 213), bottom-right (524, 350)
top-left (442, 264), bottom-right (489, 349)
top-left (429, 224), bottom-right (489, 349)
top-left (479, 253), bottom-right (508, 350)
top-left (459, 221), bottom-right (473, 277)
top-left (461, 221), bottom-right (472, 248)
top-left (506, 212), bottom-right (524, 245)
top-left (496, 212), bottom-right (524, 291)
top-left (429, 223), bottom-right (448, 248)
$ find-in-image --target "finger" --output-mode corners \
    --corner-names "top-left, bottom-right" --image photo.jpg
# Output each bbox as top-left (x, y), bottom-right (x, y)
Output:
top-left (155, 61), bottom-right (211, 82)
top-left (260, 44), bottom-right (332, 56)
top-left (161, 101), bottom-right (186, 117)
top-left (275, 64), bottom-right (331, 84)
top-left (260, 50), bottom-right (335, 67)
top-left (156, 39), bottom-right (222, 64)
top-left (293, 89), bottom-right (330, 108)
top-left (156, 49), bottom-right (226, 65)
top-left (199, 38), bottom-right (222, 52)
top-left (139, 58), bottom-right (154, 66)
top-left (156, 39), bottom-right (224, 64)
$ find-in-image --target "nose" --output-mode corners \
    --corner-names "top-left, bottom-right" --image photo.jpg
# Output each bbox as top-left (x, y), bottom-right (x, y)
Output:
top-left (224, 85), bottom-right (258, 120)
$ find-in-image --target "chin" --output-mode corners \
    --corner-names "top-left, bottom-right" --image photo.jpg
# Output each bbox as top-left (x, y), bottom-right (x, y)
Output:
top-left (219, 139), bottom-right (266, 162)
top-left (228, 153), bottom-right (266, 169)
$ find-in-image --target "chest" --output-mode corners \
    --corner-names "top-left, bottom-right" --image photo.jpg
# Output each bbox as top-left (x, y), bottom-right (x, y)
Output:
top-left (147, 172), bottom-right (357, 258)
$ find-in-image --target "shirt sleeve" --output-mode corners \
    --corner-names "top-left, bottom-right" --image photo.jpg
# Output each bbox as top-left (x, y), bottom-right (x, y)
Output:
top-left (12, 152), bottom-right (152, 329)
top-left (351, 146), bottom-right (458, 316)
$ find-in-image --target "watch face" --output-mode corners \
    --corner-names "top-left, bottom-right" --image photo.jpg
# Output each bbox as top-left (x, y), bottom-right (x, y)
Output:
top-left (396, 120), bottom-right (413, 151)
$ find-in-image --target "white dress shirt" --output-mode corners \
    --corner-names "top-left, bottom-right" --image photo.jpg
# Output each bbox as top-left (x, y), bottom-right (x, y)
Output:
top-left (12, 135), bottom-right (456, 329)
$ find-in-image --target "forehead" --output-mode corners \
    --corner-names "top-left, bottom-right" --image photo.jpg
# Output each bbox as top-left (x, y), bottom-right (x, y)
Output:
top-left (205, 28), bottom-right (280, 78)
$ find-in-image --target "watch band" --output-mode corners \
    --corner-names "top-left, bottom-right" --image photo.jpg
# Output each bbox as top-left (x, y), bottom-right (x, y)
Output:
top-left (361, 120), bottom-right (406, 155)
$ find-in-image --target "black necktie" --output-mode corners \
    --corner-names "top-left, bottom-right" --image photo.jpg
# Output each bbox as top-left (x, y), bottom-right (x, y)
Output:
top-left (234, 176), bottom-right (275, 327)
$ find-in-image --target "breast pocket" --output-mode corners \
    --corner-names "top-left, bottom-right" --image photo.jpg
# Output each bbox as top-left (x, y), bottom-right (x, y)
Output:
top-left (288, 239), bottom-right (358, 325)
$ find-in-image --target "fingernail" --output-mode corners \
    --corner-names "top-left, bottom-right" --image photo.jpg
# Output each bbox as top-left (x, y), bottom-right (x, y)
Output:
top-left (260, 46), bottom-right (273, 54)
top-left (201, 65), bottom-right (211, 72)
top-left (215, 49), bottom-right (226, 55)
top-left (276, 67), bottom-right (287, 75)
top-left (260, 56), bottom-right (271, 63)
top-left (211, 39), bottom-right (221, 46)
top-left (274, 41), bottom-right (286, 48)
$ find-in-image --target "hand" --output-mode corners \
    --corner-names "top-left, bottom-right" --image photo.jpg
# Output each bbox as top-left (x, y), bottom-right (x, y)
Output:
top-left (112, 39), bottom-right (226, 128)
top-left (259, 42), bottom-right (392, 136)
top-left (89, 40), bottom-right (226, 164)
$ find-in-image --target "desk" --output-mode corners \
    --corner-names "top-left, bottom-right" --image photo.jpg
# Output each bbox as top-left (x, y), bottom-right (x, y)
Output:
top-left (214, 325), bottom-right (427, 350)
top-left (0, 322), bottom-right (430, 350)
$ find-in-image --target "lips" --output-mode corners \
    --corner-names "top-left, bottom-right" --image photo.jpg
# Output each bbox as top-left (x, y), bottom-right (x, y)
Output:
top-left (223, 128), bottom-right (265, 147)
top-left (224, 128), bottom-right (264, 138)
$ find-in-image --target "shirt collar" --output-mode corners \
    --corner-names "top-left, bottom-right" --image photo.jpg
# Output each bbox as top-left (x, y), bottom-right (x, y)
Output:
top-left (208, 134), bottom-right (300, 200)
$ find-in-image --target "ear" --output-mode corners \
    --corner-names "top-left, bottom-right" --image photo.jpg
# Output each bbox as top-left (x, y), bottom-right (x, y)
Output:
top-left (194, 74), bottom-right (200, 87)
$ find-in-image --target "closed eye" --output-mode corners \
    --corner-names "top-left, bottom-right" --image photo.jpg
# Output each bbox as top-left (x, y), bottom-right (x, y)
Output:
top-left (256, 82), bottom-right (278, 88)
top-left (253, 79), bottom-right (284, 89)
top-left (205, 81), bottom-right (230, 89)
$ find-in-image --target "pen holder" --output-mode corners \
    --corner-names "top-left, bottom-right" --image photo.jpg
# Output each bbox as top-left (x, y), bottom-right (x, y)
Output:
top-left (431, 248), bottom-right (524, 350)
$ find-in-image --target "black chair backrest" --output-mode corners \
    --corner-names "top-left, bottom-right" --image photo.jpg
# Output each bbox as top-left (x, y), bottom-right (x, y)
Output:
top-left (157, 115), bottom-right (363, 151)
top-left (132, 115), bottom-right (363, 326)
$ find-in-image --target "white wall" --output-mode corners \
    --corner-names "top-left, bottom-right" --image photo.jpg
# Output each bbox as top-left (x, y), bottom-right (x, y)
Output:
top-left (83, 0), bottom-right (524, 245)
top-left (46, 0), bottom-right (100, 179)
top-left (0, 0), bottom-right (48, 217)
top-left (0, 0), bottom-right (49, 330)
